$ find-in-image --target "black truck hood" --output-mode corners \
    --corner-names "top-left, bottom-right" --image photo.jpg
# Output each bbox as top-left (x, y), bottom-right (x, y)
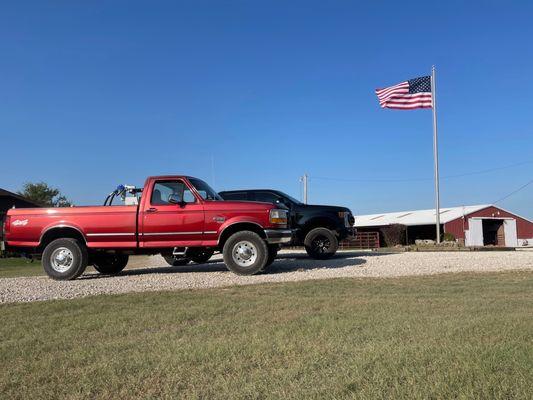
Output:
top-left (298, 204), bottom-right (351, 213)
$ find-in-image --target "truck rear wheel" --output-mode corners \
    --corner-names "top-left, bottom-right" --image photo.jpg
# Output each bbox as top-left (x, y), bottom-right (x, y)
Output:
top-left (188, 248), bottom-right (214, 264)
top-left (92, 254), bottom-right (129, 275)
top-left (264, 245), bottom-right (279, 268)
top-left (304, 227), bottom-right (338, 259)
top-left (42, 238), bottom-right (88, 280)
top-left (222, 231), bottom-right (268, 275)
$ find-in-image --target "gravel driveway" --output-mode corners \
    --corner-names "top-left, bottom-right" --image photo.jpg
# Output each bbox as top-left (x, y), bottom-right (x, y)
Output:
top-left (1, 250), bottom-right (532, 303)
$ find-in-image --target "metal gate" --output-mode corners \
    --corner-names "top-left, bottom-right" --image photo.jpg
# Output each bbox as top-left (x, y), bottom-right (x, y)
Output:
top-left (340, 232), bottom-right (380, 249)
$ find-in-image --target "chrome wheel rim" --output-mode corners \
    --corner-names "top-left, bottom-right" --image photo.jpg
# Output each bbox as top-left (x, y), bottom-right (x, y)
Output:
top-left (50, 247), bottom-right (74, 273)
top-left (232, 241), bottom-right (257, 267)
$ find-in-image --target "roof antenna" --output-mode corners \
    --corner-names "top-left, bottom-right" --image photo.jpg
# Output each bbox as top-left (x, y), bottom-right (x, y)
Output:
top-left (211, 155), bottom-right (216, 187)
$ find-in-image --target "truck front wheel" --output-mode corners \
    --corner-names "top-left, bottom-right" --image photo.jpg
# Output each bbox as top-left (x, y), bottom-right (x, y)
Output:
top-left (42, 238), bottom-right (88, 280)
top-left (222, 231), bottom-right (268, 275)
top-left (92, 254), bottom-right (129, 275)
top-left (304, 227), bottom-right (338, 259)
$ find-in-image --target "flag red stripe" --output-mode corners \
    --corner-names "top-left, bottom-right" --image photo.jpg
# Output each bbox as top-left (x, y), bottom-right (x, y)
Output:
top-left (375, 82), bottom-right (408, 96)
top-left (383, 94), bottom-right (433, 104)
top-left (380, 93), bottom-right (432, 101)
top-left (375, 80), bottom-right (408, 93)
top-left (379, 97), bottom-right (432, 107)
top-left (376, 83), bottom-right (409, 99)
top-left (377, 88), bottom-right (409, 102)
top-left (382, 103), bottom-right (432, 109)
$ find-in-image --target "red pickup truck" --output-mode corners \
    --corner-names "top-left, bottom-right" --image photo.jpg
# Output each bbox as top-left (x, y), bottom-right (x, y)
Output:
top-left (3, 175), bottom-right (292, 280)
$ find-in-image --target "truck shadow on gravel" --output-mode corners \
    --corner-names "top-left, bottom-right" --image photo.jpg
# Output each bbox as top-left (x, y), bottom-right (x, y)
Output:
top-left (264, 251), bottom-right (396, 274)
top-left (264, 255), bottom-right (367, 274)
top-left (81, 251), bottom-right (390, 279)
top-left (276, 250), bottom-right (394, 260)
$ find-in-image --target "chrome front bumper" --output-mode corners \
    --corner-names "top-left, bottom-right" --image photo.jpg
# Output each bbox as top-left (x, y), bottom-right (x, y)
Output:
top-left (264, 229), bottom-right (293, 244)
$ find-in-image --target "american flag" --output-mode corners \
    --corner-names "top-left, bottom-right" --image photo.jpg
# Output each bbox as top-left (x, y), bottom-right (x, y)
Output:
top-left (375, 76), bottom-right (433, 110)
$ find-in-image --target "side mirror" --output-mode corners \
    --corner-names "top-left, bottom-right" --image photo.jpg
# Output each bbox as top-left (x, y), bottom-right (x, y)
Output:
top-left (276, 198), bottom-right (291, 208)
top-left (168, 194), bottom-right (184, 205)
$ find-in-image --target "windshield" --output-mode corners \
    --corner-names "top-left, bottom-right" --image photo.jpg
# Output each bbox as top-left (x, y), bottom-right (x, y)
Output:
top-left (188, 178), bottom-right (222, 201)
top-left (278, 191), bottom-right (303, 205)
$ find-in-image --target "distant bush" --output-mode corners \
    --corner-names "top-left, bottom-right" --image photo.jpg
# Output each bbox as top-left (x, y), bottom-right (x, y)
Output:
top-left (380, 224), bottom-right (406, 247)
top-left (442, 232), bottom-right (456, 242)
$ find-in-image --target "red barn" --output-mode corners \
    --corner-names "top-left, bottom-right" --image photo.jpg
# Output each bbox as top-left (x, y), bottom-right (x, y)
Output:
top-left (355, 204), bottom-right (533, 247)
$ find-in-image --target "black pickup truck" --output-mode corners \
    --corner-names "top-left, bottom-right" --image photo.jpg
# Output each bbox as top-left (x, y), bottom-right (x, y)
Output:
top-left (219, 189), bottom-right (355, 259)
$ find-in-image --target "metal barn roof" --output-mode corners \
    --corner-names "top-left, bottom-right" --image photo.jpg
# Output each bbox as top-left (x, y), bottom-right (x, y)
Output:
top-left (354, 205), bottom-right (491, 227)
top-left (0, 188), bottom-right (43, 207)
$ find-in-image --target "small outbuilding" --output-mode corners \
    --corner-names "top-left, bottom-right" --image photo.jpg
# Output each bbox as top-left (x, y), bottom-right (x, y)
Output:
top-left (355, 204), bottom-right (533, 247)
top-left (0, 188), bottom-right (42, 244)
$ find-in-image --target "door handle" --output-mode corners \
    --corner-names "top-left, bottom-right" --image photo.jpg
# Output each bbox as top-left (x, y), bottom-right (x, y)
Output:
top-left (146, 207), bottom-right (158, 213)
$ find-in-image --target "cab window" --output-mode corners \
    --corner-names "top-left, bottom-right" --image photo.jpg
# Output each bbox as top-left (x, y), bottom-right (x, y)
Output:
top-left (151, 180), bottom-right (196, 205)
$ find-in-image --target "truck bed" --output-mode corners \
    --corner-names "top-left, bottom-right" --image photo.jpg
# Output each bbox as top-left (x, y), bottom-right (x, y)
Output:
top-left (6, 206), bottom-right (138, 248)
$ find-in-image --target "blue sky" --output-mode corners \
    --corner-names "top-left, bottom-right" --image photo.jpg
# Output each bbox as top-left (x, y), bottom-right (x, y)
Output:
top-left (1, 1), bottom-right (532, 218)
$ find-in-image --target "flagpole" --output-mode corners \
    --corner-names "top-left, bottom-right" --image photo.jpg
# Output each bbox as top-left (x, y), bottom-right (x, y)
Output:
top-left (431, 65), bottom-right (441, 243)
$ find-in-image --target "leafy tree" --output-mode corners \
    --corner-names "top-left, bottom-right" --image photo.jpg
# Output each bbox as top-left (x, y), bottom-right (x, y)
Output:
top-left (18, 182), bottom-right (73, 207)
top-left (442, 232), bottom-right (456, 242)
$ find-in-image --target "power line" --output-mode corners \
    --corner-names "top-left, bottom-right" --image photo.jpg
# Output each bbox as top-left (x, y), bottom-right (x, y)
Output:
top-left (493, 179), bottom-right (533, 204)
top-left (310, 160), bottom-right (533, 183)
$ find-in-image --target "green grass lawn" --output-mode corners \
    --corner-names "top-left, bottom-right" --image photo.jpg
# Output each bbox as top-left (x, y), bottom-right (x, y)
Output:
top-left (1, 272), bottom-right (532, 399)
top-left (0, 257), bottom-right (43, 278)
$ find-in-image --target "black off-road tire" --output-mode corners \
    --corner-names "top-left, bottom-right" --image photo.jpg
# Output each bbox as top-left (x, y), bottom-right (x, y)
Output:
top-left (222, 231), bottom-right (268, 275)
top-left (188, 248), bottom-right (215, 264)
top-left (92, 253), bottom-right (129, 275)
top-left (304, 227), bottom-right (338, 259)
top-left (163, 256), bottom-right (190, 267)
top-left (42, 238), bottom-right (88, 280)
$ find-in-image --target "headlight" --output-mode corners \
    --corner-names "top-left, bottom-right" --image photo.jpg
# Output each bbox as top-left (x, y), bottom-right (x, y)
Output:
top-left (340, 212), bottom-right (354, 227)
top-left (269, 209), bottom-right (288, 225)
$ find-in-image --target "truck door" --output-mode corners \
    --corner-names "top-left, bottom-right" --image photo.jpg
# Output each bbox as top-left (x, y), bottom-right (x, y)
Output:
top-left (140, 179), bottom-right (205, 247)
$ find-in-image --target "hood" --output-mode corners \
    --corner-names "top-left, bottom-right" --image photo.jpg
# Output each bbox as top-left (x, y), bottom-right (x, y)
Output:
top-left (300, 204), bottom-right (352, 213)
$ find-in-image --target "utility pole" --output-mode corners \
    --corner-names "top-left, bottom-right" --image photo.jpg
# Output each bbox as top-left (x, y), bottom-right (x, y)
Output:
top-left (300, 174), bottom-right (308, 204)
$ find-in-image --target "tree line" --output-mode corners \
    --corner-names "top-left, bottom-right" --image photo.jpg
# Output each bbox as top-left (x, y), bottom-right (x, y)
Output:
top-left (18, 182), bottom-right (73, 207)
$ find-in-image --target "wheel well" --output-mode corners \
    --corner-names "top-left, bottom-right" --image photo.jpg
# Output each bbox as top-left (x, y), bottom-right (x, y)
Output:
top-left (39, 227), bottom-right (86, 251)
top-left (302, 218), bottom-right (338, 236)
top-left (218, 223), bottom-right (266, 249)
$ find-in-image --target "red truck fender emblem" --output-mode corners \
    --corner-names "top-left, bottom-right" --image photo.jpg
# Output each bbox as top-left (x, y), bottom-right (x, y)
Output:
top-left (212, 216), bottom-right (225, 223)
top-left (12, 219), bottom-right (29, 226)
